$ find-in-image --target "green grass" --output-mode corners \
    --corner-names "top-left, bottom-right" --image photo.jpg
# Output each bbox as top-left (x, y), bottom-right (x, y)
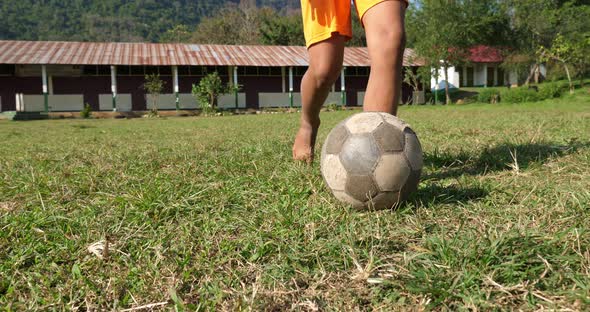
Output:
top-left (1, 92), bottom-right (590, 310)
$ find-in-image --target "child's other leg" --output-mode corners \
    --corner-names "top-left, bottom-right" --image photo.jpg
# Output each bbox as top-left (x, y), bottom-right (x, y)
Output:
top-left (362, 1), bottom-right (406, 115)
top-left (293, 35), bottom-right (346, 163)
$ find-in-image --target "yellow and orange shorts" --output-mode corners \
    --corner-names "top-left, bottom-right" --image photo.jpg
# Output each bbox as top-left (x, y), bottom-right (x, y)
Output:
top-left (301, 0), bottom-right (409, 48)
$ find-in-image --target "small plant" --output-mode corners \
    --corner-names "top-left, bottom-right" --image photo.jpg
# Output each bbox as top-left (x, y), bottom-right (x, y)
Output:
top-left (192, 72), bottom-right (240, 116)
top-left (538, 83), bottom-right (563, 100)
top-left (477, 89), bottom-right (501, 104)
top-left (144, 74), bottom-right (166, 117)
top-left (500, 87), bottom-right (541, 103)
top-left (80, 103), bottom-right (92, 119)
top-left (326, 102), bottom-right (342, 111)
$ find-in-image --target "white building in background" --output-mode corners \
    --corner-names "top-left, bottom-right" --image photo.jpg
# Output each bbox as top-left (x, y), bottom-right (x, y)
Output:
top-left (430, 45), bottom-right (546, 90)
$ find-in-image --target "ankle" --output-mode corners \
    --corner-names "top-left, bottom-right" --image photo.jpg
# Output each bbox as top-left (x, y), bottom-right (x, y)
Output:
top-left (300, 115), bottom-right (321, 130)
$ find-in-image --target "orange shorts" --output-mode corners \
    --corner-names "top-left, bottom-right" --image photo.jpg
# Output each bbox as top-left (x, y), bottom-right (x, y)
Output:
top-left (301, 0), bottom-right (409, 48)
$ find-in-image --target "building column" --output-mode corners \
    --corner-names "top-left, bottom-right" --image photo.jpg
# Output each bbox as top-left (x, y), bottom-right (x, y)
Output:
top-left (289, 66), bottom-right (294, 108)
top-left (233, 66), bottom-right (239, 109)
top-left (172, 65), bottom-right (179, 111)
top-left (111, 65), bottom-right (117, 111)
top-left (483, 65), bottom-right (488, 87)
top-left (42, 65), bottom-right (48, 113)
top-left (340, 67), bottom-right (346, 106)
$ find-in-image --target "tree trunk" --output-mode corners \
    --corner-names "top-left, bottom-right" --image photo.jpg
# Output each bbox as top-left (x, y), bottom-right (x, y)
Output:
top-left (443, 63), bottom-right (450, 105)
top-left (525, 63), bottom-right (539, 86)
top-left (563, 63), bottom-right (574, 94)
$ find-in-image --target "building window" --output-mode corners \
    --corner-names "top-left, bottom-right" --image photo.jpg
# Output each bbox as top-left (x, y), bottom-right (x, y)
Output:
top-left (294, 66), bottom-right (308, 76)
top-left (97, 66), bottom-right (111, 76)
top-left (145, 66), bottom-right (159, 75)
top-left (355, 67), bottom-right (370, 76)
top-left (82, 65), bottom-right (98, 76)
top-left (189, 66), bottom-right (202, 75)
top-left (466, 67), bottom-right (474, 87)
top-left (244, 66), bottom-right (258, 76)
top-left (0, 64), bottom-right (16, 76)
top-left (130, 66), bottom-right (144, 76)
top-left (117, 66), bottom-right (131, 76)
top-left (178, 66), bottom-right (190, 76)
top-left (269, 67), bottom-right (282, 76)
top-left (159, 66), bottom-right (172, 75)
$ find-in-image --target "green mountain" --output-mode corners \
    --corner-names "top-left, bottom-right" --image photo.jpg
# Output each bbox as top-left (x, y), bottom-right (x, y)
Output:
top-left (0, 0), bottom-right (299, 42)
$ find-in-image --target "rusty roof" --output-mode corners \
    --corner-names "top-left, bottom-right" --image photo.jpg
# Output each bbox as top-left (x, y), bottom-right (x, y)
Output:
top-left (0, 40), bottom-right (423, 67)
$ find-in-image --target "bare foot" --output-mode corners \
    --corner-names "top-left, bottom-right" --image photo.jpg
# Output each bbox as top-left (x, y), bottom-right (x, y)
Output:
top-left (292, 119), bottom-right (320, 164)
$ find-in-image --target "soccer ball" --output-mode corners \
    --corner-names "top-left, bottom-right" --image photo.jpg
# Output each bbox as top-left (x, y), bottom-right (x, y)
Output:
top-left (320, 112), bottom-right (423, 210)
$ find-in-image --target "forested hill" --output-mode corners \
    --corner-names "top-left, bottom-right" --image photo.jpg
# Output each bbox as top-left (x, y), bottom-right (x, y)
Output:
top-left (0, 0), bottom-right (299, 42)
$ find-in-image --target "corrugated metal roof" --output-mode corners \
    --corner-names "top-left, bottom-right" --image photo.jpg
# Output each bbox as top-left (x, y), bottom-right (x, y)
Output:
top-left (0, 40), bottom-right (423, 67)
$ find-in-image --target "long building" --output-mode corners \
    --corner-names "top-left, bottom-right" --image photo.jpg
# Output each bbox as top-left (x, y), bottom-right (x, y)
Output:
top-left (0, 40), bottom-right (424, 113)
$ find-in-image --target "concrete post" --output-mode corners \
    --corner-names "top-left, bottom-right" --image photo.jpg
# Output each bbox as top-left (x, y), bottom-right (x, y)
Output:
top-left (42, 65), bottom-right (48, 113)
top-left (173, 65), bottom-right (179, 111)
top-left (289, 66), bottom-right (294, 108)
top-left (111, 65), bottom-right (117, 111)
top-left (340, 67), bottom-right (346, 106)
top-left (233, 66), bottom-right (239, 109)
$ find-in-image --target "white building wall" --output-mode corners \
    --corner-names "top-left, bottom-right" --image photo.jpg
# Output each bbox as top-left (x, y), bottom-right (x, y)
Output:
top-left (258, 92), bottom-right (340, 108)
top-left (430, 66), bottom-right (460, 89)
top-left (99, 94), bottom-right (132, 112)
top-left (20, 94), bottom-right (83, 112)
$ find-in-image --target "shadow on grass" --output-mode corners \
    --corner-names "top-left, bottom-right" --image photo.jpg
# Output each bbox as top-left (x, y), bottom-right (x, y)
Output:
top-left (407, 183), bottom-right (490, 208)
top-left (424, 140), bottom-right (589, 180)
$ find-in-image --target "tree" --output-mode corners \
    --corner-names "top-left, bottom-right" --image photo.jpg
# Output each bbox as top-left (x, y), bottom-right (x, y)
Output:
top-left (407, 0), bottom-right (466, 104)
top-left (144, 74), bottom-right (166, 116)
top-left (192, 72), bottom-right (240, 114)
top-left (403, 65), bottom-right (430, 105)
top-left (259, 9), bottom-right (304, 46)
top-left (191, 4), bottom-right (262, 45)
top-left (503, 0), bottom-right (590, 85)
top-left (160, 24), bottom-right (192, 43)
top-left (407, 0), bottom-right (512, 104)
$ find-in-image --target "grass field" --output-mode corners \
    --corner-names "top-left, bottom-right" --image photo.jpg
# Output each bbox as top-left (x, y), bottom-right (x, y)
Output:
top-left (1, 92), bottom-right (590, 310)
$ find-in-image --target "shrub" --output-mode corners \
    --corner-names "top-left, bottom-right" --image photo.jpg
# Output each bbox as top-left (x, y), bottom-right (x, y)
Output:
top-left (538, 83), bottom-right (563, 100)
top-left (192, 72), bottom-right (240, 116)
top-left (477, 88), bottom-right (501, 104)
top-left (326, 102), bottom-right (342, 111)
top-left (80, 103), bottom-right (92, 118)
top-left (500, 87), bottom-right (541, 103)
top-left (144, 74), bottom-right (166, 116)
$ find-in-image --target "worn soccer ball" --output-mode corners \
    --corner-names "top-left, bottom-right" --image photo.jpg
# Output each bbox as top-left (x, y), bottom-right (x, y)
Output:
top-left (320, 112), bottom-right (423, 210)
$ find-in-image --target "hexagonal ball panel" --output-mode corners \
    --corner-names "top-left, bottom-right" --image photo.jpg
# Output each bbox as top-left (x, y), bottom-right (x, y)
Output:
top-left (321, 154), bottom-right (348, 191)
top-left (333, 191), bottom-right (366, 210)
top-left (380, 113), bottom-right (407, 131)
top-left (372, 122), bottom-right (405, 153)
top-left (345, 113), bottom-right (384, 134)
top-left (323, 122), bottom-right (350, 155)
top-left (369, 191), bottom-right (402, 210)
top-left (345, 175), bottom-right (379, 202)
top-left (374, 154), bottom-right (411, 192)
top-left (339, 134), bottom-right (381, 175)
top-left (404, 128), bottom-right (424, 171)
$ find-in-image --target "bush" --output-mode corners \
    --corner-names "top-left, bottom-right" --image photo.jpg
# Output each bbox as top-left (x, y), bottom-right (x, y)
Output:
top-left (538, 83), bottom-right (563, 100)
top-left (477, 88), bottom-right (501, 103)
top-left (500, 87), bottom-right (541, 103)
top-left (80, 103), bottom-right (92, 118)
top-left (326, 102), bottom-right (342, 111)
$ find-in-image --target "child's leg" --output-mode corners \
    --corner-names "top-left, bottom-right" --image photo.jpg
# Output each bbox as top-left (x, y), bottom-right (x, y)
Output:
top-left (362, 1), bottom-right (407, 115)
top-left (292, 36), bottom-right (346, 163)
